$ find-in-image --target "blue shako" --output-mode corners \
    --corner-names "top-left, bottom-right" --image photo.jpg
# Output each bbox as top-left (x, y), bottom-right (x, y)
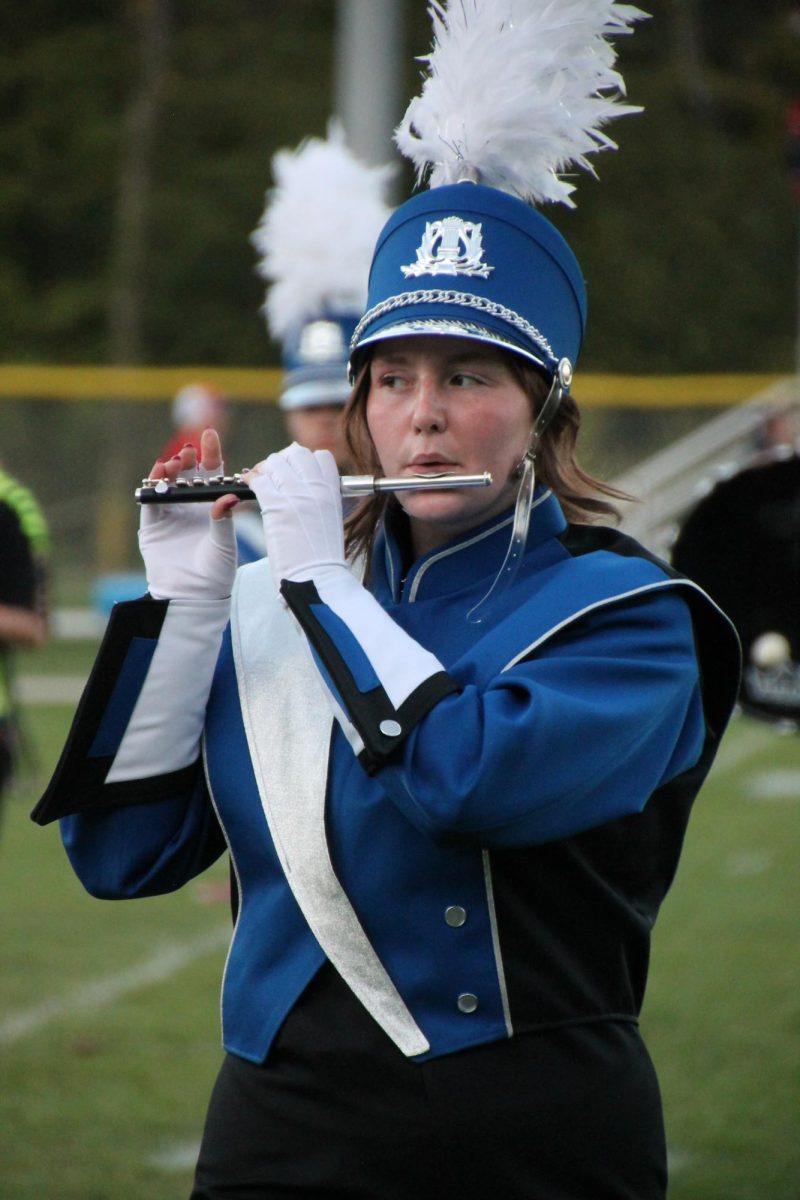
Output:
top-left (351, 182), bottom-right (587, 377)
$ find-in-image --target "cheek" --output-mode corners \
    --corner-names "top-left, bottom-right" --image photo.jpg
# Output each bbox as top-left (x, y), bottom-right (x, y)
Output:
top-left (469, 408), bottom-right (530, 461)
top-left (365, 399), bottom-right (395, 463)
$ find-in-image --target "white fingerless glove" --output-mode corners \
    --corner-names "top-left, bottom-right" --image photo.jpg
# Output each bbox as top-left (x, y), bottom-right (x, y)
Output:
top-left (138, 462), bottom-right (237, 601)
top-left (246, 443), bottom-right (347, 594)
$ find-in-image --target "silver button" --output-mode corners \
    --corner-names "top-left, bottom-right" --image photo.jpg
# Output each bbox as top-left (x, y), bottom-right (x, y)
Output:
top-left (457, 993), bottom-right (479, 1014)
top-left (445, 906), bottom-right (467, 927)
top-left (379, 719), bottom-right (402, 737)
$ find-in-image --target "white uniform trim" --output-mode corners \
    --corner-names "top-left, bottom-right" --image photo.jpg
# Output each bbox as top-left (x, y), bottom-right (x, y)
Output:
top-left (202, 740), bottom-right (242, 1041)
top-left (482, 850), bottom-right (513, 1037)
top-left (231, 561), bottom-right (430, 1057)
top-left (501, 578), bottom-right (723, 673)
top-left (313, 569), bottom-right (445, 711)
top-left (106, 598), bottom-right (231, 783)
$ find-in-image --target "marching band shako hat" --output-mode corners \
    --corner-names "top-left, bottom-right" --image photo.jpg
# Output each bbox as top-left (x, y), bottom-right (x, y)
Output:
top-left (348, 0), bottom-right (647, 388)
top-left (350, 181), bottom-right (587, 378)
top-left (251, 122), bottom-right (393, 413)
top-left (279, 314), bottom-right (358, 411)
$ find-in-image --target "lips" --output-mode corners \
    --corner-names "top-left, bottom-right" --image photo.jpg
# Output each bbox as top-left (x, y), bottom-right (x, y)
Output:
top-left (408, 455), bottom-right (459, 473)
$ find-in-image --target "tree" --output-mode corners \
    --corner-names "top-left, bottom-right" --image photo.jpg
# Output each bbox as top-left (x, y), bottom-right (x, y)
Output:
top-left (0, 0), bottom-right (797, 374)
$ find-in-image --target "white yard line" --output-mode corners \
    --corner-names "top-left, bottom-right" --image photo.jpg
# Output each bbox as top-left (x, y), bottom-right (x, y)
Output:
top-left (17, 674), bottom-right (86, 704)
top-left (0, 926), bottom-right (229, 1045)
top-left (746, 769), bottom-right (800, 802)
top-left (724, 849), bottom-right (774, 877)
top-left (147, 1140), bottom-right (203, 1172)
top-left (707, 717), bottom-right (778, 778)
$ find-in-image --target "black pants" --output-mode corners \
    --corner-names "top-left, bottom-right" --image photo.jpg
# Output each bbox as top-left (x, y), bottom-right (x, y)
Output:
top-left (191, 965), bottom-right (666, 1199)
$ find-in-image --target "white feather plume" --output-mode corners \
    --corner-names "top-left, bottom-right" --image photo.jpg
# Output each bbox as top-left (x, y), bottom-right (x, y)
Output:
top-left (395, 0), bottom-right (649, 208)
top-left (252, 121), bottom-right (394, 340)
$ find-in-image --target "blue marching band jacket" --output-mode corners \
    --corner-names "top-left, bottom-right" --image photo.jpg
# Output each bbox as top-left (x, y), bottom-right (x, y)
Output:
top-left (34, 489), bottom-right (740, 1064)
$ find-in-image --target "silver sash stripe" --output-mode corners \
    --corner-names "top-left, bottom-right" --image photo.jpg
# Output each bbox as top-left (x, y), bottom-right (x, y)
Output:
top-left (230, 561), bottom-right (430, 1057)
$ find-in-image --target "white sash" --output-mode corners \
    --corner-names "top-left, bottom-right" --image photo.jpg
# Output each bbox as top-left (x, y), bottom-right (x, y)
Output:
top-left (230, 561), bottom-right (429, 1057)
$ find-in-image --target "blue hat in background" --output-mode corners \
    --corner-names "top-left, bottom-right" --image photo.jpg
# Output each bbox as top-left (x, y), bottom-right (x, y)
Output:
top-left (279, 315), bottom-right (359, 411)
top-left (351, 182), bottom-right (586, 377)
top-left (251, 122), bottom-right (393, 413)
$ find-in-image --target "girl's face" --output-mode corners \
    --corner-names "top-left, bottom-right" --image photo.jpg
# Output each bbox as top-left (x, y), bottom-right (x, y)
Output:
top-left (366, 335), bottom-right (534, 555)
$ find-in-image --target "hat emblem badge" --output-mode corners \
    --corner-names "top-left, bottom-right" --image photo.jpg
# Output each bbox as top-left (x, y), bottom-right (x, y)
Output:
top-left (401, 216), bottom-right (494, 279)
top-left (298, 319), bottom-right (346, 363)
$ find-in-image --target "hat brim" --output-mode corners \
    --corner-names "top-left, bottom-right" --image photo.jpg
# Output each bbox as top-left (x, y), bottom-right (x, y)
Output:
top-left (348, 317), bottom-right (550, 381)
top-left (279, 377), bottom-right (351, 411)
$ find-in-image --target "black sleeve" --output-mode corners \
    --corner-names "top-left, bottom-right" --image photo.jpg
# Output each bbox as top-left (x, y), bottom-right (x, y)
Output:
top-left (0, 501), bottom-right (37, 608)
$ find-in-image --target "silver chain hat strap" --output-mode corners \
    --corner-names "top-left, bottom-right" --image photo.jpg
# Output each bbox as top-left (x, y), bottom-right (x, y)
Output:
top-left (466, 359), bottom-right (572, 624)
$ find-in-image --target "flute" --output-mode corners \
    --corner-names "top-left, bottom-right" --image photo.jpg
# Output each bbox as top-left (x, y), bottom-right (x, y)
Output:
top-left (135, 471), bottom-right (492, 504)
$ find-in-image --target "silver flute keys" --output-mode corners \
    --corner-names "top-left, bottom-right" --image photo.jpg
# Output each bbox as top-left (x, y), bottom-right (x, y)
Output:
top-left (134, 471), bottom-right (492, 503)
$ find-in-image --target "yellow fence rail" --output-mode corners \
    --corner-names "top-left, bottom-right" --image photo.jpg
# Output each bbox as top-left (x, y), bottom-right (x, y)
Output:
top-left (0, 365), bottom-right (794, 407)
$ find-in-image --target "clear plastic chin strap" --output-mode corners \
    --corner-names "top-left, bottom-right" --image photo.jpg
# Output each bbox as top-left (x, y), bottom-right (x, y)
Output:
top-left (466, 358), bottom-right (573, 625)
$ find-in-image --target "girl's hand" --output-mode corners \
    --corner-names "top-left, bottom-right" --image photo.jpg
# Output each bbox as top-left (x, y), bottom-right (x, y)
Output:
top-left (138, 428), bottom-right (238, 601)
top-left (244, 443), bottom-right (345, 595)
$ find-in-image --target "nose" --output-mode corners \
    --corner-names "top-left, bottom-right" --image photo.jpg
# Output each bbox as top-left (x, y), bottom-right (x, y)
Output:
top-left (412, 375), bottom-right (447, 433)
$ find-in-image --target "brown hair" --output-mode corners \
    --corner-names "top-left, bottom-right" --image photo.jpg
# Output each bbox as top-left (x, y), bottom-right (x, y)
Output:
top-left (342, 345), bottom-right (630, 564)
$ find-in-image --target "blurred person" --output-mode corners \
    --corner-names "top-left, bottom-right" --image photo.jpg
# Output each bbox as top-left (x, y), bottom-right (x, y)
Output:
top-left (160, 382), bottom-right (228, 463)
top-left (279, 332), bottom-right (354, 470)
top-left (34, 5), bottom-right (742, 1198)
top-left (671, 400), bottom-right (800, 723)
top-left (251, 121), bottom-right (393, 473)
top-left (169, 128), bottom-right (392, 572)
top-left (155, 382), bottom-right (268, 568)
top-left (0, 463), bottom-right (49, 808)
top-left (751, 405), bottom-right (800, 454)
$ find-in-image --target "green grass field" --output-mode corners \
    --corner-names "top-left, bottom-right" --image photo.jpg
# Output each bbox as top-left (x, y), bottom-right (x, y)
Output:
top-left (1, 640), bottom-right (798, 1199)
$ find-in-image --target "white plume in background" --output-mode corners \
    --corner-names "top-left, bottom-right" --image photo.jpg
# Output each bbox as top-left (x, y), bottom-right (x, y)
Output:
top-left (395, 0), bottom-right (649, 208)
top-left (252, 122), bottom-right (394, 341)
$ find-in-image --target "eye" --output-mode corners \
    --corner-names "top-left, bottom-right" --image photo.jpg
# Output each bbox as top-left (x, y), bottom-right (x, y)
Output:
top-left (370, 366), bottom-right (396, 389)
top-left (451, 371), bottom-right (483, 388)
top-left (377, 372), bottom-right (404, 389)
